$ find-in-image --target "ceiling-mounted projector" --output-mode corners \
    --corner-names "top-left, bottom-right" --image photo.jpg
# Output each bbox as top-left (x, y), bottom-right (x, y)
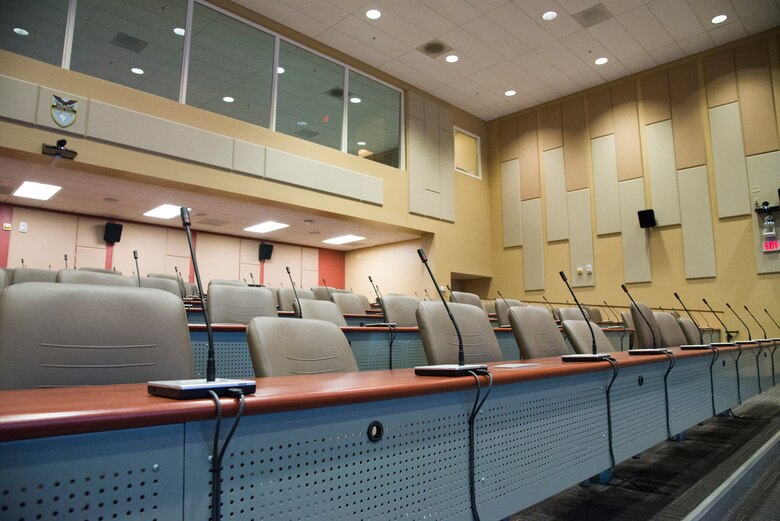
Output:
top-left (42, 139), bottom-right (77, 160)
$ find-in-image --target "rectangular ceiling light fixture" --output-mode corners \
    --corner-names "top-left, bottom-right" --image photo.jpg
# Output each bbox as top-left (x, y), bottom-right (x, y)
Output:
top-left (322, 234), bottom-right (366, 245)
top-left (13, 181), bottom-right (62, 200)
top-left (144, 204), bottom-right (185, 219)
top-left (244, 221), bottom-right (289, 233)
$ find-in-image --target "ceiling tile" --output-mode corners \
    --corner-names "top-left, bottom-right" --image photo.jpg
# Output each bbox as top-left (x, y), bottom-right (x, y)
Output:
top-left (647, 42), bottom-right (685, 63)
top-left (572, 70), bottom-right (606, 89)
top-left (687, 0), bottom-right (738, 27)
top-left (707, 19), bottom-right (747, 45)
top-left (621, 52), bottom-right (658, 73)
top-left (677, 32), bottom-right (714, 55)
top-left (587, 18), bottom-right (645, 60)
top-left (560, 29), bottom-right (611, 65)
top-left (648, 0), bottom-right (704, 39)
top-left (376, 0), bottom-right (456, 36)
top-left (557, 0), bottom-right (602, 15)
top-left (280, 0), bottom-right (350, 26)
top-left (616, 5), bottom-right (674, 50)
top-left (550, 78), bottom-right (581, 96)
top-left (596, 61), bottom-right (631, 82)
top-left (330, 15), bottom-right (409, 58)
top-left (318, 27), bottom-right (394, 66)
top-left (536, 40), bottom-right (592, 77)
top-left (513, 51), bottom-right (568, 85)
top-left (732, 0), bottom-right (777, 18)
top-left (486, 3), bottom-right (556, 50)
top-left (465, 0), bottom-right (511, 14)
top-left (488, 60), bottom-right (546, 92)
top-left (380, 59), bottom-right (445, 91)
top-left (600, 0), bottom-right (646, 15)
top-left (742, 7), bottom-right (780, 34)
top-left (421, 0), bottom-right (483, 25)
top-left (396, 50), bottom-right (462, 84)
top-left (515, 0), bottom-right (582, 38)
top-left (461, 15), bottom-right (529, 59)
top-left (237, 0), bottom-right (330, 36)
top-left (439, 26), bottom-right (506, 67)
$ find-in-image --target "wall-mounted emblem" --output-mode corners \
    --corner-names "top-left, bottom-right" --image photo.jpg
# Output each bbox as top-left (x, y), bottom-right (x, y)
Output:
top-left (50, 94), bottom-right (78, 128)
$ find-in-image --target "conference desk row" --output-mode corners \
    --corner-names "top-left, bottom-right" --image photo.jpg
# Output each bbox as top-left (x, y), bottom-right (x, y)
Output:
top-left (1, 341), bottom-right (775, 520)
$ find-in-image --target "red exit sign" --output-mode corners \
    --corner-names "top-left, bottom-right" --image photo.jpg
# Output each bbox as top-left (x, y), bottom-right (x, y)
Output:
top-left (764, 239), bottom-right (779, 253)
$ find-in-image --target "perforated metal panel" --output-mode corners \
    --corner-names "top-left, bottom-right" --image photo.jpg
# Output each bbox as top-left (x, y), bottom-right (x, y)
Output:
top-left (187, 309), bottom-right (205, 323)
top-left (191, 330), bottom-right (255, 379)
top-left (757, 347), bottom-right (774, 392)
top-left (347, 330), bottom-right (428, 370)
top-left (183, 371), bottom-right (613, 520)
top-left (668, 357), bottom-right (713, 435)
top-left (712, 350), bottom-right (740, 414)
top-left (494, 330), bottom-right (520, 361)
top-left (772, 345), bottom-right (780, 384)
top-left (738, 348), bottom-right (760, 401)
top-left (0, 425), bottom-right (184, 521)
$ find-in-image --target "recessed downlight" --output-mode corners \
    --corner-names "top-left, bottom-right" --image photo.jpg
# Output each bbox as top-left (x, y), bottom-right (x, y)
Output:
top-left (366, 9), bottom-right (381, 20)
top-left (505, 89), bottom-right (517, 97)
top-left (357, 141), bottom-right (367, 146)
top-left (222, 96), bottom-right (234, 103)
top-left (13, 181), bottom-right (61, 201)
top-left (277, 66), bottom-right (285, 74)
top-left (173, 27), bottom-right (185, 36)
top-left (13, 27), bottom-right (29, 36)
top-left (244, 221), bottom-right (289, 234)
top-left (131, 67), bottom-right (144, 75)
top-left (711, 14), bottom-right (727, 24)
top-left (323, 234), bottom-right (366, 245)
top-left (144, 204), bottom-right (184, 219)
top-left (594, 57), bottom-right (608, 65)
top-left (445, 55), bottom-right (459, 63)
top-left (542, 11), bottom-right (557, 21)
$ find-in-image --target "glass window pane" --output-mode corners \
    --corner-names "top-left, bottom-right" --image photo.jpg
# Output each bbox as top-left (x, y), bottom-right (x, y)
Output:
top-left (276, 41), bottom-right (343, 150)
top-left (71, 0), bottom-right (186, 101)
top-left (347, 71), bottom-right (401, 168)
top-left (186, 3), bottom-right (273, 127)
top-left (454, 129), bottom-right (480, 178)
top-left (0, 0), bottom-right (68, 66)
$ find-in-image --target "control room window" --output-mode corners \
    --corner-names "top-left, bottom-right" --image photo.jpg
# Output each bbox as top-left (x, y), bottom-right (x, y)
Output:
top-left (0, 0), bottom-right (68, 66)
top-left (454, 127), bottom-right (481, 179)
top-left (347, 71), bottom-right (401, 168)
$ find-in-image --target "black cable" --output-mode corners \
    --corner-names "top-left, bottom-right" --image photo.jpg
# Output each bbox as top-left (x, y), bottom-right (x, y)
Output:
top-left (771, 341), bottom-right (777, 387)
top-left (735, 343), bottom-right (743, 404)
top-left (709, 346), bottom-right (720, 416)
top-left (207, 389), bottom-right (247, 521)
top-left (661, 351), bottom-right (676, 440)
top-left (466, 370), bottom-right (493, 521)
top-left (386, 324), bottom-right (398, 370)
top-left (603, 357), bottom-right (620, 468)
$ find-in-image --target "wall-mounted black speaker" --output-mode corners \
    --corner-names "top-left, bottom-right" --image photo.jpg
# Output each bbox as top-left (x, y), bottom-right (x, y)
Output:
top-left (259, 243), bottom-right (273, 261)
top-left (103, 222), bottom-right (123, 243)
top-left (638, 209), bottom-right (656, 229)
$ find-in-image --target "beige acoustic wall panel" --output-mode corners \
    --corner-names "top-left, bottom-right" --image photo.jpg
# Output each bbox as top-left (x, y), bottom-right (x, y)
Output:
top-left (587, 88), bottom-right (613, 138)
top-left (75, 246), bottom-right (106, 270)
top-left (112, 223), bottom-right (168, 276)
top-left (0, 75), bottom-right (38, 124)
top-left (165, 256), bottom-right (190, 280)
top-left (708, 102), bottom-right (750, 218)
top-left (669, 63), bottom-right (707, 170)
top-left (566, 189), bottom-right (595, 287)
top-left (677, 166), bottom-right (717, 279)
top-left (518, 112), bottom-right (541, 200)
top-left (612, 81), bottom-right (643, 181)
top-left (562, 98), bottom-right (588, 191)
top-left (438, 125), bottom-right (455, 222)
top-left (233, 140), bottom-right (266, 178)
top-left (645, 120), bottom-right (681, 226)
top-left (521, 198), bottom-right (545, 291)
top-left (735, 39), bottom-right (779, 156)
top-left (619, 178), bottom-right (651, 283)
top-left (591, 134), bottom-right (621, 235)
top-left (542, 147), bottom-right (569, 242)
top-left (196, 232), bottom-right (241, 285)
top-left (498, 118), bottom-right (519, 162)
top-left (703, 49), bottom-right (738, 109)
top-left (540, 104), bottom-right (563, 151)
top-left (165, 123), bottom-right (233, 170)
top-left (407, 115), bottom-right (426, 214)
top-left (640, 70), bottom-right (671, 125)
top-left (8, 207), bottom-right (77, 271)
top-left (87, 101), bottom-right (168, 155)
top-left (501, 159), bottom-right (523, 247)
top-left (746, 151), bottom-right (780, 274)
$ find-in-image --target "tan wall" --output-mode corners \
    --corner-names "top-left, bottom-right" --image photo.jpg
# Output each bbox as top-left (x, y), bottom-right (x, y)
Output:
top-left (488, 30), bottom-right (780, 337)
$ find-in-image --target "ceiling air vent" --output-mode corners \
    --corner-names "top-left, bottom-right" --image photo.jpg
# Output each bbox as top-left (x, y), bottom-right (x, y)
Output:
top-left (417, 40), bottom-right (452, 58)
top-left (572, 3), bottom-right (613, 29)
top-left (111, 32), bottom-right (148, 53)
top-left (294, 128), bottom-right (319, 139)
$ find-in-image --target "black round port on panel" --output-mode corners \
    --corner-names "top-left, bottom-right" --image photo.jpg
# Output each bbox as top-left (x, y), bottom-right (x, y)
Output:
top-left (367, 421), bottom-right (383, 443)
top-left (637, 375), bottom-right (644, 386)
top-left (723, 360), bottom-right (727, 367)
top-left (764, 352), bottom-right (768, 358)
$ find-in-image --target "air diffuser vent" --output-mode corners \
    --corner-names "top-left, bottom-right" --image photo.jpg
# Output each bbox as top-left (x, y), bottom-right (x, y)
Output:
top-left (572, 3), bottom-right (613, 28)
top-left (111, 32), bottom-right (148, 53)
top-left (417, 40), bottom-right (452, 58)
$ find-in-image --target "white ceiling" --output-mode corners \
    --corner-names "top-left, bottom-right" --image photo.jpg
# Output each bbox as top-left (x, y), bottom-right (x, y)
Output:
top-left (0, 149), bottom-right (420, 251)
top-left (236, 0), bottom-right (780, 120)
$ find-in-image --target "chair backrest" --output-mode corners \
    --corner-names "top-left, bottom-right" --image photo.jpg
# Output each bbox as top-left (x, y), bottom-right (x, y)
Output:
top-left (678, 316), bottom-right (702, 344)
top-left (277, 287), bottom-right (316, 311)
top-left (416, 301), bottom-right (503, 365)
top-left (357, 293), bottom-right (371, 312)
top-left (80, 267), bottom-right (122, 275)
top-left (381, 295), bottom-right (420, 327)
top-left (495, 298), bottom-right (524, 327)
top-left (449, 291), bottom-right (485, 312)
top-left (561, 320), bottom-right (614, 354)
top-left (209, 285), bottom-right (277, 324)
top-left (140, 276), bottom-right (183, 296)
top-left (294, 299), bottom-right (347, 326)
top-left (558, 307), bottom-right (589, 321)
top-left (247, 317), bottom-right (357, 377)
top-left (0, 283), bottom-right (192, 389)
top-left (621, 311), bottom-right (637, 349)
top-left (209, 279), bottom-right (246, 286)
top-left (147, 273), bottom-right (178, 281)
top-left (311, 286), bottom-right (332, 300)
top-left (508, 306), bottom-right (568, 359)
top-left (0, 269), bottom-right (8, 293)
top-left (482, 299), bottom-right (496, 314)
top-left (631, 303), bottom-right (663, 348)
top-left (10, 268), bottom-right (56, 284)
top-left (653, 311), bottom-right (688, 347)
top-left (586, 306), bottom-right (603, 322)
top-left (57, 269), bottom-right (136, 287)
top-left (331, 292), bottom-right (365, 314)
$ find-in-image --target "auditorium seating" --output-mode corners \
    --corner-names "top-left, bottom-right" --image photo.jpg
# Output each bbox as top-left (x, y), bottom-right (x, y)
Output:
top-left (561, 320), bottom-right (614, 354)
top-left (331, 292), bottom-right (365, 314)
top-left (654, 311), bottom-right (688, 347)
top-left (56, 268), bottom-right (136, 287)
top-left (10, 268), bottom-right (56, 284)
top-left (381, 295), bottom-right (420, 327)
top-left (495, 298), bottom-right (524, 327)
top-left (140, 276), bottom-right (186, 297)
top-left (208, 279), bottom-right (246, 286)
top-left (0, 269), bottom-right (8, 293)
top-left (558, 307), bottom-right (590, 321)
top-left (449, 291), bottom-right (486, 313)
top-left (277, 287), bottom-right (316, 312)
top-left (208, 285), bottom-right (276, 324)
top-left (311, 286), bottom-right (333, 300)
top-left (678, 316), bottom-right (702, 344)
top-left (294, 299), bottom-right (347, 326)
top-left (148, 272), bottom-right (187, 297)
top-left (509, 306), bottom-right (569, 359)
top-left (79, 267), bottom-right (122, 275)
top-left (246, 317), bottom-right (357, 376)
top-left (586, 306), bottom-right (603, 322)
top-left (0, 282), bottom-right (192, 389)
top-left (621, 311), bottom-right (638, 349)
top-left (416, 301), bottom-right (502, 365)
top-left (631, 302), bottom-right (663, 348)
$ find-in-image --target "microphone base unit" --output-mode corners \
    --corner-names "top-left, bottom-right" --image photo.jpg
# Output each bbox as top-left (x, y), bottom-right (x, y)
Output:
top-left (710, 342), bottom-right (737, 347)
top-left (414, 364), bottom-right (488, 377)
top-left (561, 353), bottom-right (613, 362)
top-left (628, 348), bottom-right (672, 355)
top-left (735, 341), bottom-right (756, 345)
top-left (147, 378), bottom-right (256, 400)
top-left (679, 345), bottom-right (712, 351)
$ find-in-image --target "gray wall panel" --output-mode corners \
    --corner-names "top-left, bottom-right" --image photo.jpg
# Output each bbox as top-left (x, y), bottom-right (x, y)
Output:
top-left (0, 75), bottom-right (38, 124)
top-left (501, 159), bottom-right (523, 247)
top-left (542, 147), bottom-right (569, 242)
top-left (522, 198), bottom-right (545, 290)
top-left (708, 102), bottom-right (750, 218)
top-left (591, 134), bottom-right (621, 235)
top-left (567, 188), bottom-right (595, 287)
top-left (678, 166), bottom-right (717, 279)
top-left (619, 178), bottom-right (652, 283)
top-left (645, 120), bottom-right (681, 226)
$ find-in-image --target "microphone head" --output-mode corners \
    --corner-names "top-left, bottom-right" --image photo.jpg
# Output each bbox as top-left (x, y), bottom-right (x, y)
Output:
top-left (285, 266), bottom-right (291, 274)
top-left (174, 266), bottom-right (179, 273)
top-left (726, 302), bottom-right (733, 309)
top-left (497, 290), bottom-right (504, 297)
top-left (64, 254), bottom-right (68, 261)
top-left (179, 207), bottom-right (191, 226)
top-left (674, 292), bottom-right (680, 299)
top-left (417, 248), bottom-right (428, 262)
top-left (322, 278), bottom-right (326, 284)
top-left (368, 275), bottom-right (374, 283)
top-left (702, 298), bottom-right (709, 305)
top-left (744, 305), bottom-right (749, 311)
top-left (558, 270), bottom-right (567, 282)
top-left (620, 284), bottom-right (628, 293)
top-left (133, 250), bottom-right (138, 259)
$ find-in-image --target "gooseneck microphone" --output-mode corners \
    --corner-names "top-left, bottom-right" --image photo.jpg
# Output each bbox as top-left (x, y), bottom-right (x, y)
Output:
top-left (249, 272), bottom-right (255, 285)
top-left (766, 309), bottom-right (780, 331)
top-left (542, 296), bottom-right (555, 317)
top-left (744, 306), bottom-right (767, 339)
top-left (497, 291), bottom-right (511, 325)
top-left (602, 301), bottom-right (616, 322)
top-left (174, 266), bottom-right (186, 299)
top-left (21, 258), bottom-right (25, 268)
top-left (183, 210), bottom-right (214, 381)
top-left (424, 289), bottom-right (431, 301)
top-left (286, 267), bottom-right (301, 316)
top-left (64, 254), bottom-right (68, 269)
top-left (622, 284), bottom-right (663, 353)
top-left (368, 275), bottom-right (382, 304)
top-left (674, 292), bottom-right (703, 344)
top-left (322, 278), bottom-right (332, 300)
top-left (726, 303), bottom-right (752, 341)
top-left (559, 271), bottom-right (597, 355)
top-left (447, 285), bottom-right (457, 302)
top-left (419, 249), bottom-right (462, 365)
top-left (703, 298), bottom-right (733, 342)
top-left (133, 250), bottom-right (141, 287)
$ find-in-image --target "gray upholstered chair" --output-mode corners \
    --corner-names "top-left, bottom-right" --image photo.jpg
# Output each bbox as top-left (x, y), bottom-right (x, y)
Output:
top-left (332, 292), bottom-right (365, 314)
top-left (678, 316), bottom-right (702, 344)
top-left (449, 291), bottom-right (486, 313)
top-left (495, 298), bottom-right (524, 327)
top-left (631, 303), bottom-right (663, 348)
top-left (10, 268), bottom-right (56, 284)
top-left (80, 267), bottom-right (122, 275)
top-left (311, 286), bottom-right (333, 300)
top-left (208, 279), bottom-right (246, 286)
top-left (482, 299), bottom-right (496, 314)
top-left (621, 311), bottom-right (638, 349)
top-left (415, 301), bottom-right (503, 365)
top-left (0, 269), bottom-right (8, 293)
top-left (208, 285), bottom-right (277, 324)
top-left (508, 306), bottom-right (569, 359)
top-left (294, 299), bottom-right (347, 326)
top-left (586, 306), bottom-right (603, 322)
top-left (558, 307), bottom-right (590, 321)
top-left (57, 268), bottom-right (136, 287)
top-left (653, 311), bottom-right (687, 347)
top-left (148, 272), bottom-right (186, 297)
top-left (277, 287), bottom-right (316, 312)
top-left (381, 295), bottom-right (420, 327)
top-left (140, 276), bottom-right (183, 296)
top-left (246, 317), bottom-right (357, 377)
top-left (561, 320), bottom-right (614, 354)
top-left (0, 283), bottom-right (192, 389)
top-left (356, 293), bottom-right (371, 312)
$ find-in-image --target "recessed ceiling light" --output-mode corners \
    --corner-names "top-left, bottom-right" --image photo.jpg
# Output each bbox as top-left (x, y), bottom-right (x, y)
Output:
top-left (13, 181), bottom-right (61, 201)
top-left (144, 204), bottom-right (184, 219)
top-left (357, 141), bottom-right (367, 146)
top-left (323, 234), bottom-right (366, 245)
top-left (173, 27), bottom-right (185, 36)
top-left (297, 121), bottom-right (307, 126)
top-left (445, 55), bottom-right (459, 63)
top-left (366, 9), bottom-right (381, 20)
top-left (349, 96), bottom-right (362, 103)
top-left (131, 67), bottom-right (144, 75)
top-left (277, 66), bottom-right (285, 74)
top-left (505, 89), bottom-right (517, 97)
top-left (542, 11), bottom-right (557, 21)
top-left (244, 221), bottom-right (289, 234)
top-left (711, 14), bottom-right (727, 24)
top-left (594, 57), bottom-right (608, 65)
top-left (13, 27), bottom-right (29, 36)
top-left (222, 96), bottom-right (234, 103)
